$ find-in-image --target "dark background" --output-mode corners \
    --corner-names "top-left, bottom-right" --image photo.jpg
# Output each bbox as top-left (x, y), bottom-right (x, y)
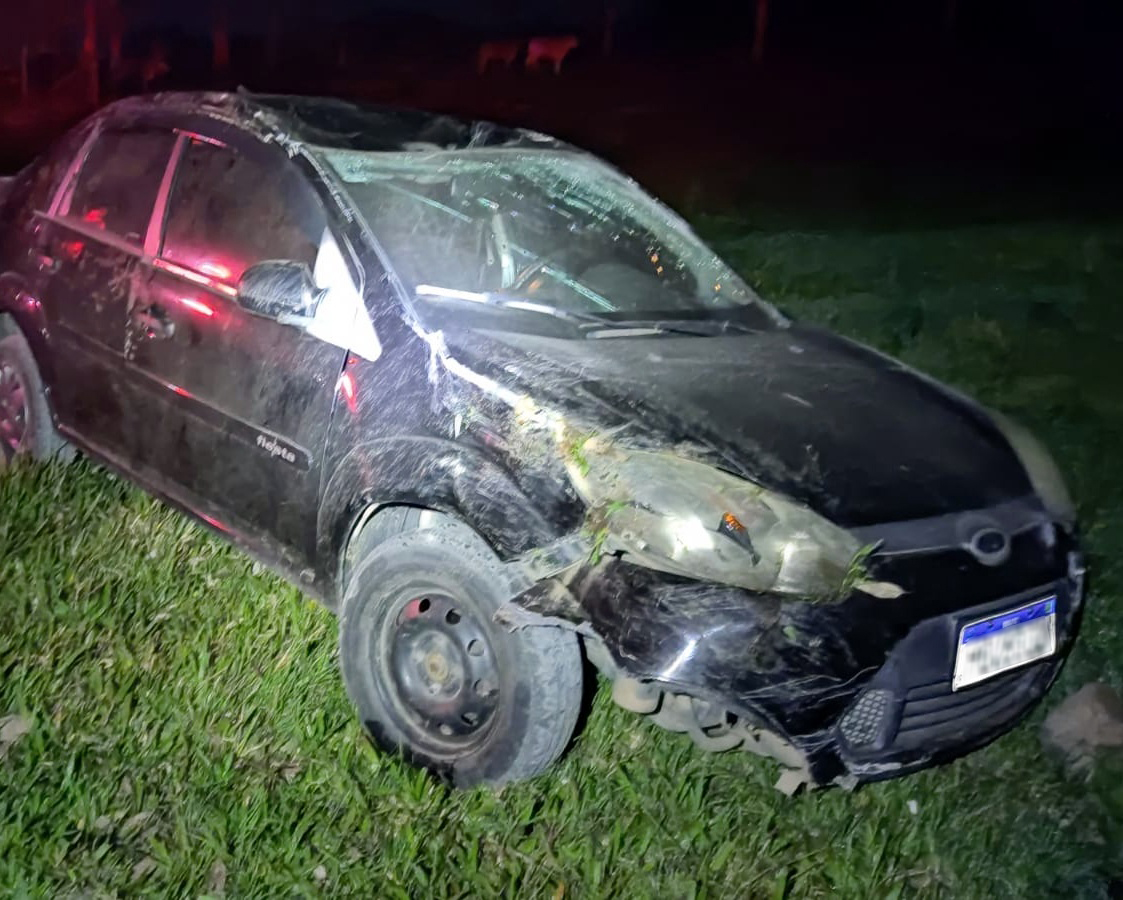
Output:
top-left (1, 0), bottom-right (1121, 222)
top-left (1, 5), bottom-right (1123, 895)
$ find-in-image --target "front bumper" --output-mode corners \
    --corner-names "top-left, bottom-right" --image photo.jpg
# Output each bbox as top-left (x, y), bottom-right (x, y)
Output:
top-left (832, 573), bottom-right (1083, 782)
top-left (576, 531), bottom-right (1085, 785)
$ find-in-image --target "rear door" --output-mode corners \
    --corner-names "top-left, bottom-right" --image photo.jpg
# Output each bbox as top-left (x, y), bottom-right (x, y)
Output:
top-left (127, 132), bottom-right (352, 562)
top-left (32, 127), bottom-right (177, 456)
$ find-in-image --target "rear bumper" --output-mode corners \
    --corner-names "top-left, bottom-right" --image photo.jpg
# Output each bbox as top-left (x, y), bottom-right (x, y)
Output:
top-left (577, 542), bottom-right (1085, 785)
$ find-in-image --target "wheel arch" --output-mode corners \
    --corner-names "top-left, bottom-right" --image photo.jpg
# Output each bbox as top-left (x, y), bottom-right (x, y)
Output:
top-left (337, 502), bottom-right (451, 599)
top-left (0, 273), bottom-right (55, 389)
top-left (318, 436), bottom-right (572, 603)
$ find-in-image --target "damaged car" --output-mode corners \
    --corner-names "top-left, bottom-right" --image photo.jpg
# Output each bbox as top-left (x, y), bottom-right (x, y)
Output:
top-left (0, 92), bottom-right (1085, 789)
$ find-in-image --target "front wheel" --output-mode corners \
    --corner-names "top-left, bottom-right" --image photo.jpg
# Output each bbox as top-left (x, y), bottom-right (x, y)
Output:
top-left (339, 522), bottom-right (583, 787)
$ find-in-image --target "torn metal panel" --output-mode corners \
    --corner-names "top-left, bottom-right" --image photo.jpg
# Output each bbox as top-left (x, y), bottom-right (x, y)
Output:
top-left (535, 522), bottom-right (1083, 785)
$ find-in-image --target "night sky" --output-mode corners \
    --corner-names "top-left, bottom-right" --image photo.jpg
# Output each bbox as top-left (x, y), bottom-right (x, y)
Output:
top-left (8, 0), bottom-right (1122, 46)
top-left (103, 0), bottom-right (611, 31)
top-left (1, 0), bottom-right (1118, 115)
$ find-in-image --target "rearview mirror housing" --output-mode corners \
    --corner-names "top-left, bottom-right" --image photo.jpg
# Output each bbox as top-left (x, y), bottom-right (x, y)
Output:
top-left (236, 260), bottom-right (322, 322)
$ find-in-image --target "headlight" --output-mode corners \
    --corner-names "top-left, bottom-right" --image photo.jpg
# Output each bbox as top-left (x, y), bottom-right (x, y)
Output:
top-left (990, 412), bottom-right (1076, 526)
top-left (564, 433), bottom-right (862, 598)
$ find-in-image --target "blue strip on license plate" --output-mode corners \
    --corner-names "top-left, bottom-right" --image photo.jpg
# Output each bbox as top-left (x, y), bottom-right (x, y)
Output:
top-left (961, 597), bottom-right (1056, 644)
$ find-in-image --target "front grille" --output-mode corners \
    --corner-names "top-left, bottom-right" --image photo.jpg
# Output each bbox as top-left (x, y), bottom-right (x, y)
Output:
top-left (891, 662), bottom-right (1047, 752)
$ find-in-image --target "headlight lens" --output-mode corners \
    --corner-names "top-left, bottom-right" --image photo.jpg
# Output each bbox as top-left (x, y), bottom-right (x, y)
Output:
top-left (990, 412), bottom-right (1076, 526)
top-left (565, 434), bottom-right (862, 598)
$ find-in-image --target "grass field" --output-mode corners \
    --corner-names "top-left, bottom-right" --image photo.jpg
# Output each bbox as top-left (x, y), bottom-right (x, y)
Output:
top-left (2, 209), bottom-right (1122, 897)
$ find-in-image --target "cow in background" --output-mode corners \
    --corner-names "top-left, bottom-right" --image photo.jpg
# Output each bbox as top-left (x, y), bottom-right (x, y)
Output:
top-left (525, 35), bottom-right (579, 74)
top-left (477, 39), bottom-right (521, 74)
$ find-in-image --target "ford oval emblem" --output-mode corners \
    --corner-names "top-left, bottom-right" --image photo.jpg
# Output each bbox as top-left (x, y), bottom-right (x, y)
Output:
top-left (968, 527), bottom-right (1010, 566)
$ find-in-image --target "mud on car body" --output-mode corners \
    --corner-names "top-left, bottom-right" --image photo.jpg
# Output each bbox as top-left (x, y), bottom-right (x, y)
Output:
top-left (0, 92), bottom-right (1085, 789)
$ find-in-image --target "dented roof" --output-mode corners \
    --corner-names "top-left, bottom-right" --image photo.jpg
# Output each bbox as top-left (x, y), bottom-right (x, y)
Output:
top-left (100, 90), bottom-right (570, 154)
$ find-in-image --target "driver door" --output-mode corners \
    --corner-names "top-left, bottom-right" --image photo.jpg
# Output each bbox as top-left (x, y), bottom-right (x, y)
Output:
top-left (127, 131), bottom-right (348, 563)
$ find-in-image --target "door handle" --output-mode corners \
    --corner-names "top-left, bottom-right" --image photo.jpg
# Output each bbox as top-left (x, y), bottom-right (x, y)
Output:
top-left (133, 306), bottom-right (175, 340)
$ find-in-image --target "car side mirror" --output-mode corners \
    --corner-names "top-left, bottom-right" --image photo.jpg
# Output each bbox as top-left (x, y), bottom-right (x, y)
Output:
top-left (236, 260), bottom-right (322, 323)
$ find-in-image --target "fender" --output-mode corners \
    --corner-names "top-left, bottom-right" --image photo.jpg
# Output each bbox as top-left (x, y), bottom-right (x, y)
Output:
top-left (316, 435), bottom-right (577, 598)
top-left (0, 271), bottom-right (56, 390)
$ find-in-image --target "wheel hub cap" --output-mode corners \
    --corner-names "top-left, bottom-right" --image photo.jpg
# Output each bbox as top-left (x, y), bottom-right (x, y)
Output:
top-left (388, 593), bottom-right (500, 741)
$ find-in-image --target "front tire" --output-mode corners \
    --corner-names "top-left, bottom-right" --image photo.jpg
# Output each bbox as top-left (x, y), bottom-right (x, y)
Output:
top-left (339, 522), bottom-right (583, 787)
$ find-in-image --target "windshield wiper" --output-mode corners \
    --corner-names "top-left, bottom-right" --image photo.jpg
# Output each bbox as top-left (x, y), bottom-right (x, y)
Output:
top-left (580, 317), bottom-right (761, 338)
top-left (414, 286), bottom-right (759, 338)
top-left (414, 285), bottom-right (623, 328)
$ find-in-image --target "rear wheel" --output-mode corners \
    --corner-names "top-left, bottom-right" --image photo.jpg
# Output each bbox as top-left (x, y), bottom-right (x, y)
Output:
top-left (0, 332), bottom-right (67, 470)
top-left (339, 520), bottom-right (583, 787)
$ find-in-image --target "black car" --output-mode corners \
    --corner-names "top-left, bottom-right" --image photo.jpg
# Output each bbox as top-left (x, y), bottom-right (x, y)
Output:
top-left (0, 92), bottom-right (1085, 789)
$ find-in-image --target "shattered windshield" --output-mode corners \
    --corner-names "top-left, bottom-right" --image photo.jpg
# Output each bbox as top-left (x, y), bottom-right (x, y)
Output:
top-left (319, 148), bottom-right (780, 330)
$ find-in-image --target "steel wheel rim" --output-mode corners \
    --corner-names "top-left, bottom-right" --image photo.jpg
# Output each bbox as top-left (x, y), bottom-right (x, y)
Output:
top-left (380, 591), bottom-right (502, 750)
top-left (0, 361), bottom-right (28, 465)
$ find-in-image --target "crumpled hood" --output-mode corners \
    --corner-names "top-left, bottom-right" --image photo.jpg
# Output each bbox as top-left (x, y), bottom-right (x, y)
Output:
top-left (443, 324), bottom-right (1031, 528)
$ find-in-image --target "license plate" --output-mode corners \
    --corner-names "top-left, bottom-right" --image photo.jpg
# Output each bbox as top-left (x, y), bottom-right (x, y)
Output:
top-left (952, 596), bottom-right (1057, 690)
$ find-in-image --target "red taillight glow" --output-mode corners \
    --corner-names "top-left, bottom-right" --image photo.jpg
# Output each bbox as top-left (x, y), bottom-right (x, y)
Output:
top-left (178, 296), bottom-right (215, 318)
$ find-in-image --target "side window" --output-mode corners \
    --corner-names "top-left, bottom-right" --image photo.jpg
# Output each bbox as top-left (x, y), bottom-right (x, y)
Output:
top-left (161, 138), bottom-right (325, 286)
top-left (65, 129), bottom-right (176, 242)
top-left (2, 124), bottom-right (92, 219)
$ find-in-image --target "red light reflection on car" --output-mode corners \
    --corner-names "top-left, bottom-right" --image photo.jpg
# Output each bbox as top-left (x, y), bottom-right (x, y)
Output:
top-left (198, 260), bottom-right (233, 281)
top-left (178, 296), bottom-right (215, 318)
top-left (19, 291), bottom-right (41, 311)
top-left (197, 511), bottom-right (230, 533)
top-left (337, 371), bottom-right (358, 414)
top-left (83, 208), bottom-right (107, 228)
top-left (157, 259), bottom-right (237, 298)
